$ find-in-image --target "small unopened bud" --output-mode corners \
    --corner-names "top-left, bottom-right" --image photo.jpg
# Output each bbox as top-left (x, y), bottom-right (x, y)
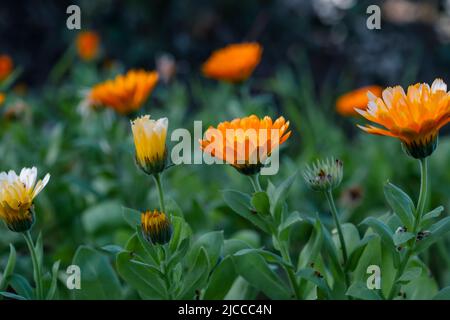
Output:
top-left (141, 210), bottom-right (172, 245)
top-left (303, 157), bottom-right (343, 192)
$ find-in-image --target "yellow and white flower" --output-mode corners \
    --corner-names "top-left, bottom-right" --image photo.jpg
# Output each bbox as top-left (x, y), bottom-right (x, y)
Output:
top-left (131, 115), bottom-right (168, 175)
top-left (0, 167), bottom-right (50, 232)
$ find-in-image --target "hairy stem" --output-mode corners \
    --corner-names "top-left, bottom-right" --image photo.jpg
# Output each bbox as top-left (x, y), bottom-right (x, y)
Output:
top-left (153, 173), bottom-right (167, 215)
top-left (23, 231), bottom-right (43, 300)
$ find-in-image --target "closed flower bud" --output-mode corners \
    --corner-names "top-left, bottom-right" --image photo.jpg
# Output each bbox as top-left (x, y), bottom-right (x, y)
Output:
top-left (0, 167), bottom-right (50, 232)
top-left (131, 115), bottom-right (168, 176)
top-left (141, 210), bottom-right (172, 245)
top-left (303, 158), bottom-right (343, 192)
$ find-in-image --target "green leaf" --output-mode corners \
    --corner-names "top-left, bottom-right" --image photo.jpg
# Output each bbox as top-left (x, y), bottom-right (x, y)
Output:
top-left (187, 231), bottom-right (223, 269)
top-left (232, 251), bottom-right (291, 300)
top-left (360, 217), bottom-right (395, 251)
top-left (179, 247), bottom-right (210, 299)
top-left (251, 191), bottom-right (270, 216)
top-left (82, 201), bottom-right (123, 234)
top-left (422, 206), bottom-right (444, 223)
top-left (346, 235), bottom-right (376, 272)
top-left (73, 246), bottom-right (122, 299)
top-left (222, 189), bottom-right (270, 233)
top-left (45, 260), bottom-right (61, 300)
top-left (0, 292), bottom-right (27, 300)
top-left (169, 216), bottom-right (192, 254)
top-left (278, 211), bottom-right (303, 242)
top-left (8, 274), bottom-right (33, 300)
top-left (297, 267), bottom-right (332, 299)
top-left (100, 245), bottom-right (123, 255)
top-left (234, 248), bottom-right (291, 268)
top-left (269, 172), bottom-right (297, 223)
top-left (297, 219), bottom-right (323, 270)
top-left (383, 182), bottom-right (415, 229)
top-left (346, 282), bottom-right (382, 300)
top-left (433, 287), bottom-right (450, 300)
top-left (397, 267), bottom-right (422, 284)
top-left (0, 244), bottom-right (16, 291)
top-left (223, 239), bottom-right (252, 256)
top-left (415, 216), bottom-right (450, 253)
top-left (203, 257), bottom-right (237, 300)
top-left (393, 232), bottom-right (415, 246)
top-left (122, 207), bottom-right (141, 229)
top-left (116, 251), bottom-right (167, 299)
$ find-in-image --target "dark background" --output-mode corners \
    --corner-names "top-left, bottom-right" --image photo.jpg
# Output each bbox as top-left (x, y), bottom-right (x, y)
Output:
top-left (1, 0), bottom-right (450, 88)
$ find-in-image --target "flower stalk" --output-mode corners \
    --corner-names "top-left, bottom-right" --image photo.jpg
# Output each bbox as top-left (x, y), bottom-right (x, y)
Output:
top-left (23, 231), bottom-right (43, 300)
top-left (153, 173), bottom-right (167, 215)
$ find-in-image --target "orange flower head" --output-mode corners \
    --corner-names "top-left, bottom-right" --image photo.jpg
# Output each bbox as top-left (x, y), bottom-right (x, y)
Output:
top-left (357, 78), bottom-right (450, 159)
top-left (76, 31), bottom-right (100, 61)
top-left (0, 93), bottom-right (5, 106)
top-left (199, 115), bottom-right (291, 175)
top-left (141, 209), bottom-right (172, 245)
top-left (336, 85), bottom-right (383, 116)
top-left (89, 70), bottom-right (159, 114)
top-left (0, 55), bottom-right (13, 81)
top-left (202, 43), bottom-right (262, 83)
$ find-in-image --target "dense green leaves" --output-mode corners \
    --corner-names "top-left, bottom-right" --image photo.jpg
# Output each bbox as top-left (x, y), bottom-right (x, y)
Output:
top-left (384, 182), bottom-right (415, 229)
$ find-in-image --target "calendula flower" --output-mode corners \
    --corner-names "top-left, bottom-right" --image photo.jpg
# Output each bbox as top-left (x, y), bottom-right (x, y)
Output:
top-left (303, 158), bottom-right (343, 192)
top-left (200, 115), bottom-right (291, 175)
top-left (141, 209), bottom-right (172, 245)
top-left (0, 93), bottom-right (5, 106)
top-left (336, 85), bottom-right (382, 116)
top-left (0, 54), bottom-right (13, 81)
top-left (131, 115), bottom-right (168, 175)
top-left (89, 70), bottom-right (159, 114)
top-left (357, 78), bottom-right (450, 159)
top-left (202, 43), bottom-right (262, 83)
top-left (0, 167), bottom-right (50, 232)
top-left (76, 31), bottom-right (100, 61)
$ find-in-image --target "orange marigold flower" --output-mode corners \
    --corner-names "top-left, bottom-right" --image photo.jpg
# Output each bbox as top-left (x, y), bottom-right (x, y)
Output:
top-left (0, 93), bottom-right (5, 106)
top-left (76, 31), bottom-right (100, 61)
top-left (0, 55), bottom-right (13, 81)
top-left (202, 43), bottom-right (262, 83)
top-left (89, 70), bottom-right (159, 114)
top-left (357, 78), bottom-right (450, 159)
top-left (199, 115), bottom-right (291, 175)
top-left (336, 85), bottom-right (382, 116)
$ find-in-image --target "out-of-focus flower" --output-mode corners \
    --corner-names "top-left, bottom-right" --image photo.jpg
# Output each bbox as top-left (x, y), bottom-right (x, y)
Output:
top-left (202, 43), bottom-right (262, 83)
top-left (131, 115), bottom-right (168, 175)
top-left (156, 54), bottom-right (176, 84)
top-left (303, 158), bottom-right (343, 192)
top-left (336, 85), bottom-right (382, 116)
top-left (383, 0), bottom-right (438, 25)
top-left (357, 79), bottom-right (450, 159)
top-left (89, 70), bottom-right (159, 114)
top-left (0, 93), bottom-right (5, 106)
top-left (340, 185), bottom-right (363, 207)
top-left (0, 167), bottom-right (50, 232)
top-left (0, 54), bottom-right (13, 81)
top-left (200, 115), bottom-right (291, 175)
top-left (3, 100), bottom-right (27, 120)
top-left (141, 209), bottom-right (172, 245)
top-left (76, 31), bottom-right (100, 61)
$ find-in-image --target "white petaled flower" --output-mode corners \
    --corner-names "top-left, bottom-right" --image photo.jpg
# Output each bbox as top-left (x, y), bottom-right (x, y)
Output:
top-left (0, 167), bottom-right (50, 232)
top-left (131, 115), bottom-right (168, 175)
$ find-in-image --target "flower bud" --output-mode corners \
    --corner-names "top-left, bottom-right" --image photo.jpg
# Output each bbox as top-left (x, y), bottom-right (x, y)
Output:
top-left (141, 210), bottom-right (172, 245)
top-left (303, 158), bottom-right (343, 192)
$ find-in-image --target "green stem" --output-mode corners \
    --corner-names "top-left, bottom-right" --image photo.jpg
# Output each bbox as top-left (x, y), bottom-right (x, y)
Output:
top-left (249, 174), bottom-right (262, 192)
top-left (278, 238), bottom-right (301, 299)
top-left (153, 173), bottom-right (167, 215)
top-left (387, 157), bottom-right (429, 300)
top-left (325, 190), bottom-right (350, 291)
top-left (161, 245), bottom-right (173, 299)
top-left (23, 231), bottom-right (43, 300)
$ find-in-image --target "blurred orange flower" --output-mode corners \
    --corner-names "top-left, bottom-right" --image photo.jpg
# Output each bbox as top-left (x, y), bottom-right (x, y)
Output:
top-left (76, 31), bottom-right (100, 61)
top-left (0, 55), bottom-right (13, 81)
top-left (336, 85), bottom-right (382, 116)
top-left (89, 70), bottom-right (159, 114)
top-left (0, 93), bottom-right (5, 106)
top-left (202, 43), bottom-right (262, 83)
top-left (200, 115), bottom-right (291, 175)
top-left (357, 78), bottom-right (450, 158)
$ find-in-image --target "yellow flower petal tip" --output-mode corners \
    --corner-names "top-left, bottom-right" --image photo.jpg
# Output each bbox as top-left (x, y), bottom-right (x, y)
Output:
top-left (89, 70), bottom-right (159, 114)
top-left (0, 167), bottom-right (50, 232)
top-left (131, 115), bottom-right (168, 175)
top-left (199, 114), bottom-right (291, 175)
top-left (336, 85), bottom-right (383, 116)
top-left (202, 43), bottom-right (262, 83)
top-left (357, 78), bottom-right (450, 158)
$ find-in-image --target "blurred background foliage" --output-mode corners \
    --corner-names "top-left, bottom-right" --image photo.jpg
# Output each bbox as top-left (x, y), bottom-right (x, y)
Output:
top-left (1, 0), bottom-right (450, 298)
